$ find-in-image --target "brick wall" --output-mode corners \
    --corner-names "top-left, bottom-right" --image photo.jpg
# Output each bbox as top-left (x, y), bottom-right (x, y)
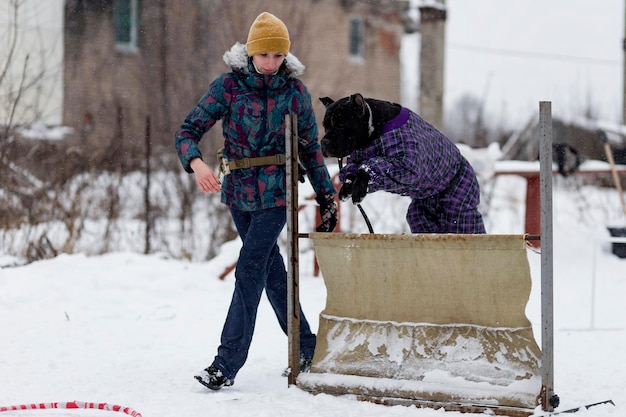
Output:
top-left (63, 0), bottom-right (407, 164)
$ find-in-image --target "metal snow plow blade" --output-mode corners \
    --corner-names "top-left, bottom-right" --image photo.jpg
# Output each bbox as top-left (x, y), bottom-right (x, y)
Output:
top-left (298, 233), bottom-right (541, 416)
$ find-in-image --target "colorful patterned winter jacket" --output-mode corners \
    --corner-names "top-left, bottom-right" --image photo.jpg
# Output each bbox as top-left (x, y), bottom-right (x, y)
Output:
top-left (175, 42), bottom-right (335, 211)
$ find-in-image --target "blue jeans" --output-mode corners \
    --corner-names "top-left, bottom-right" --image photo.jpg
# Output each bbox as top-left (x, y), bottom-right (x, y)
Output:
top-left (212, 207), bottom-right (317, 380)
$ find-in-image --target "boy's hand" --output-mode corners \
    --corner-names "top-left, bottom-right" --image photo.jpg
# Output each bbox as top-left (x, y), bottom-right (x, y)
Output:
top-left (191, 158), bottom-right (221, 193)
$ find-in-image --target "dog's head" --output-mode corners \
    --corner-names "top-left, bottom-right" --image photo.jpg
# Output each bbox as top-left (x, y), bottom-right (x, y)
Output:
top-left (319, 93), bottom-right (373, 158)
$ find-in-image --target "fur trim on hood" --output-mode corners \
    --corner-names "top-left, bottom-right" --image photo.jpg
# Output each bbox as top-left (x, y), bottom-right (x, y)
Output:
top-left (222, 42), bottom-right (305, 77)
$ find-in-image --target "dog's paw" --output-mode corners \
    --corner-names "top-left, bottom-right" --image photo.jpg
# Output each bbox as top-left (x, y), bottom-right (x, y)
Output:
top-left (338, 174), bottom-right (355, 201)
top-left (351, 169), bottom-right (370, 204)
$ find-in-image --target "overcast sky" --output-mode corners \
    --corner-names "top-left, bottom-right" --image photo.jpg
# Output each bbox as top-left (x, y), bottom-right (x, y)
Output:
top-left (441, 0), bottom-right (624, 129)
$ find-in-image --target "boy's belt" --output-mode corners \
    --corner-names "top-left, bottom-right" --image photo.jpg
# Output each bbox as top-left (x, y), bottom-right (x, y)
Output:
top-left (228, 154), bottom-right (286, 170)
top-left (218, 149), bottom-right (286, 175)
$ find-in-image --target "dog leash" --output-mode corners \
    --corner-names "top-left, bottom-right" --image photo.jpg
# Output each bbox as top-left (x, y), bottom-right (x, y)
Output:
top-left (337, 158), bottom-right (374, 234)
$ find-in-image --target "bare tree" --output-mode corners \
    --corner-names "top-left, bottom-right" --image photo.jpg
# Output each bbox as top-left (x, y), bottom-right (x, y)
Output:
top-left (1, 0), bottom-right (64, 182)
top-left (0, 0), bottom-right (62, 138)
top-left (445, 93), bottom-right (494, 147)
top-left (0, 0), bottom-right (82, 260)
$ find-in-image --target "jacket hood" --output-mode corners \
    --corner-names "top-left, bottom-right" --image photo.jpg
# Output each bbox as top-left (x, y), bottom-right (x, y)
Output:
top-left (222, 42), bottom-right (305, 77)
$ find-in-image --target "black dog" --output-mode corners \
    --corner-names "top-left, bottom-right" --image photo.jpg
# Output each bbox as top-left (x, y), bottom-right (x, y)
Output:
top-left (319, 95), bottom-right (402, 204)
top-left (319, 97), bottom-right (401, 158)
top-left (319, 93), bottom-right (485, 234)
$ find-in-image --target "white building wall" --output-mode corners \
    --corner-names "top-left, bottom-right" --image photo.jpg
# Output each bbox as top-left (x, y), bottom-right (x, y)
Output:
top-left (0, 0), bottom-right (64, 125)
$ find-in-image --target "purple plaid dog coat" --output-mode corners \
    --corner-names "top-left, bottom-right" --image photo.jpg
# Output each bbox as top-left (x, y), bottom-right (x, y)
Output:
top-left (339, 107), bottom-right (486, 234)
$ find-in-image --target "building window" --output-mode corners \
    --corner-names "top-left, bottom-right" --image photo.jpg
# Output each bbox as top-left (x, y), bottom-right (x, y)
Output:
top-left (114, 0), bottom-right (139, 52)
top-left (349, 16), bottom-right (365, 61)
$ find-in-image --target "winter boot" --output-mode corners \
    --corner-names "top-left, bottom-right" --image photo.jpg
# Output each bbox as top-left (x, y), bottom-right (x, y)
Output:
top-left (194, 365), bottom-right (233, 390)
top-left (281, 355), bottom-right (313, 377)
top-left (299, 355), bottom-right (312, 373)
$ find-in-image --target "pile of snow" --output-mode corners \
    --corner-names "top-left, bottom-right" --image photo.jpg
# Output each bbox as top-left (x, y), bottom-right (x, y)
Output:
top-left (16, 123), bottom-right (74, 141)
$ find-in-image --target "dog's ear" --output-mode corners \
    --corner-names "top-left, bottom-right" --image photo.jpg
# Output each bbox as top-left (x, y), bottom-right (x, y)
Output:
top-left (319, 97), bottom-right (334, 107)
top-left (349, 93), bottom-right (367, 117)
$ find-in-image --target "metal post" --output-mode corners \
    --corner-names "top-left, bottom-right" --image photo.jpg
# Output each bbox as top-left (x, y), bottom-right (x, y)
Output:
top-left (539, 101), bottom-right (556, 411)
top-left (285, 114), bottom-right (301, 386)
top-left (144, 116), bottom-right (152, 255)
top-left (623, 0), bottom-right (626, 124)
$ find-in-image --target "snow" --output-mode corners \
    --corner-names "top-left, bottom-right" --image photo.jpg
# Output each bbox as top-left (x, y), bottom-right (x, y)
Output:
top-left (16, 124), bottom-right (74, 141)
top-left (3, 2), bottom-right (625, 412)
top-left (1, 161), bottom-right (625, 417)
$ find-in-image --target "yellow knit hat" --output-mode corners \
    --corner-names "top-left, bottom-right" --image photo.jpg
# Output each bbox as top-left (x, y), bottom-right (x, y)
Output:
top-left (246, 12), bottom-right (291, 56)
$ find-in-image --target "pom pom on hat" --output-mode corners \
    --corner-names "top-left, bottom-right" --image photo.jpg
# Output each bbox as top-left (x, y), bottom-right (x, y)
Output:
top-left (246, 12), bottom-right (291, 57)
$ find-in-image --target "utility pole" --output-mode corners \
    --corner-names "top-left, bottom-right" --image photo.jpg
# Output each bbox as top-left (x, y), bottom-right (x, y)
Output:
top-left (418, 0), bottom-right (447, 131)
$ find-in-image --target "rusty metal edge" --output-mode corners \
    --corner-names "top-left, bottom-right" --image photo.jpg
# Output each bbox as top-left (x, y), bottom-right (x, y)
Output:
top-left (299, 387), bottom-right (534, 417)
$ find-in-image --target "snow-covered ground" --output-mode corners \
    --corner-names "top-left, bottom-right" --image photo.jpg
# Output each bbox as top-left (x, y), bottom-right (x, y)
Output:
top-left (1, 167), bottom-right (625, 417)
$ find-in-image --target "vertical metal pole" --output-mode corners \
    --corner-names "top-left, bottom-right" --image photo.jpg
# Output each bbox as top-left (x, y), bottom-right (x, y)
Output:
top-left (285, 115), bottom-right (301, 386)
top-left (144, 116), bottom-right (152, 255)
top-left (622, 0), bottom-right (626, 124)
top-left (539, 101), bottom-right (555, 411)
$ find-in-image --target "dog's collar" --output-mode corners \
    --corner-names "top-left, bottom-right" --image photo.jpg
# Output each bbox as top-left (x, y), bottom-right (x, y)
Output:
top-left (364, 100), bottom-right (374, 137)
